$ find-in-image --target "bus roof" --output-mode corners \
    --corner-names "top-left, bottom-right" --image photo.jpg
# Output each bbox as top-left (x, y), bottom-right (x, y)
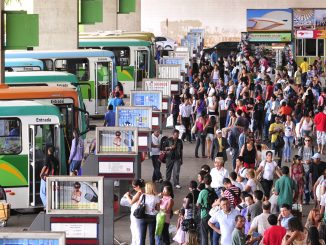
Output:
top-left (5, 58), bottom-right (44, 68)
top-left (0, 100), bottom-right (62, 118)
top-left (5, 49), bottom-right (115, 60)
top-left (80, 31), bottom-right (155, 42)
top-left (79, 39), bottom-right (152, 47)
top-left (0, 86), bottom-right (79, 104)
top-left (5, 71), bottom-right (79, 83)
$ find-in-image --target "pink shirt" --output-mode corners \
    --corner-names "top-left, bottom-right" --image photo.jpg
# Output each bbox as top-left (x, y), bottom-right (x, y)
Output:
top-left (160, 196), bottom-right (173, 224)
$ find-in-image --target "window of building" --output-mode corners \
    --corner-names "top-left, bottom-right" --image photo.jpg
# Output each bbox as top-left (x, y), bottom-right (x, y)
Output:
top-left (54, 58), bottom-right (89, 81)
top-left (318, 39), bottom-right (325, 57)
top-left (296, 39), bottom-right (303, 56)
top-left (305, 39), bottom-right (317, 56)
top-left (0, 118), bottom-right (22, 154)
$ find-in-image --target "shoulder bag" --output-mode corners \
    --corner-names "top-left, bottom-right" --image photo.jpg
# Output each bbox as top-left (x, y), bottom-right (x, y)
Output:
top-left (133, 194), bottom-right (146, 219)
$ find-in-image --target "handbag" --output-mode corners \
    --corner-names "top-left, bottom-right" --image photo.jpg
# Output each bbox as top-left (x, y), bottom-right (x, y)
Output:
top-left (256, 160), bottom-right (266, 182)
top-left (166, 114), bottom-right (174, 128)
top-left (191, 124), bottom-right (197, 134)
top-left (159, 151), bottom-right (167, 163)
top-left (133, 194), bottom-right (146, 219)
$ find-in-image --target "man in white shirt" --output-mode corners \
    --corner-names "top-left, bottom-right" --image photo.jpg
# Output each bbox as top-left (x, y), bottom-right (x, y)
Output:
top-left (210, 157), bottom-right (229, 196)
top-left (208, 197), bottom-right (239, 245)
top-left (180, 98), bottom-right (193, 143)
top-left (151, 129), bottom-right (162, 182)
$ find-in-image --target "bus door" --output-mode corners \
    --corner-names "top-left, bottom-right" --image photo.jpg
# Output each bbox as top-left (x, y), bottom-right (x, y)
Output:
top-left (134, 50), bottom-right (149, 89)
top-left (94, 61), bottom-right (112, 115)
top-left (29, 124), bottom-right (60, 207)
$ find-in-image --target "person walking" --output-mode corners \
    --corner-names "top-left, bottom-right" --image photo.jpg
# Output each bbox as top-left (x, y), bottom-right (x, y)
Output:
top-left (165, 129), bottom-right (183, 189)
top-left (151, 129), bottom-right (162, 183)
top-left (194, 111), bottom-right (207, 158)
top-left (283, 115), bottom-right (295, 163)
top-left (275, 166), bottom-right (297, 207)
top-left (108, 91), bottom-right (124, 112)
top-left (104, 104), bottom-right (115, 126)
top-left (180, 97), bottom-right (193, 143)
top-left (263, 214), bottom-right (286, 245)
top-left (68, 128), bottom-right (84, 176)
top-left (211, 129), bottom-right (228, 162)
top-left (290, 155), bottom-right (305, 205)
top-left (231, 215), bottom-right (247, 245)
top-left (314, 106), bottom-right (326, 154)
top-left (269, 115), bottom-right (284, 165)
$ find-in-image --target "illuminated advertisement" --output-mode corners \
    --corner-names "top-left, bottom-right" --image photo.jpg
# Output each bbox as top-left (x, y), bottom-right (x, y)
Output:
top-left (96, 127), bottom-right (138, 155)
top-left (130, 91), bottom-right (163, 112)
top-left (143, 79), bottom-right (171, 97)
top-left (46, 176), bottom-right (104, 214)
top-left (160, 57), bottom-right (186, 72)
top-left (247, 9), bottom-right (292, 32)
top-left (0, 232), bottom-right (65, 245)
top-left (116, 106), bottom-right (152, 131)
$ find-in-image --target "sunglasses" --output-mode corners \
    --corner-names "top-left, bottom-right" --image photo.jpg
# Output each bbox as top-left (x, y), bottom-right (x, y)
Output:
top-left (305, 139), bottom-right (311, 142)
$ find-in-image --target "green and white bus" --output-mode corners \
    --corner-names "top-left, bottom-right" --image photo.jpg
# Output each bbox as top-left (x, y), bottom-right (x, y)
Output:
top-left (0, 100), bottom-right (66, 209)
top-left (79, 38), bottom-right (156, 95)
top-left (4, 71), bottom-right (88, 138)
top-left (5, 50), bottom-right (117, 116)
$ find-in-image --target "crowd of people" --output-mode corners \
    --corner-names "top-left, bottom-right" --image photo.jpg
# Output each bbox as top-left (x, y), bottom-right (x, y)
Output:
top-left (122, 52), bottom-right (326, 245)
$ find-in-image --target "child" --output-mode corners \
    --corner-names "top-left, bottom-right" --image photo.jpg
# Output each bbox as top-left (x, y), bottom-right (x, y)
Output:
top-left (173, 209), bottom-right (187, 245)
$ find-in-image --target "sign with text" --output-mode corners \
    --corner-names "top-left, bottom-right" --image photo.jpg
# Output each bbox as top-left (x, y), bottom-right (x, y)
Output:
top-left (116, 106), bottom-right (152, 131)
top-left (143, 79), bottom-right (172, 97)
top-left (130, 90), bottom-right (163, 112)
top-left (247, 32), bottom-right (292, 42)
top-left (0, 232), bottom-right (65, 245)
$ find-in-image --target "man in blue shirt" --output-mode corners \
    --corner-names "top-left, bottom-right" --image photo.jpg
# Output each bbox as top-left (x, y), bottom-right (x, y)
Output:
top-left (104, 104), bottom-right (115, 126)
top-left (108, 92), bottom-right (124, 112)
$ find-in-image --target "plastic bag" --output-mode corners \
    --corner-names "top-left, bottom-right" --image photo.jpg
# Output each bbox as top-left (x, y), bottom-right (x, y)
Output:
top-left (119, 196), bottom-right (131, 207)
top-left (155, 211), bottom-right (166, 236)
top-left (166, 114), bottom-right (174, 128)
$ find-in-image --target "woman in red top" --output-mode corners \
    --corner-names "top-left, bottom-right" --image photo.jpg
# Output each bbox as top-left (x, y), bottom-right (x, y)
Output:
top-left (265, 80), bottom-right (274, 101)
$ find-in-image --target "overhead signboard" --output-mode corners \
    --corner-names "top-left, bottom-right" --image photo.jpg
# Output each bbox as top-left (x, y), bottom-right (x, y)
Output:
top-left (116, 106), bottom-right (152, 131)
top-left (296, 30), bottom-right (314, 38)
top-left (143, 79), bottom-right (172, 97)
top-left (247, 32), bottom-right (292, 42)
top-left (247, 9), bottom-right (292, 32)
top-left (130, 90), bottom-right (163, 112)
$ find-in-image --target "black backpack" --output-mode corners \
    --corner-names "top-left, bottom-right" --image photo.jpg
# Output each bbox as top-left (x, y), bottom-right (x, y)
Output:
top-left (160, 136), bottom-right (169, 151)
top-left (204, 188), bottom-right (218, 210)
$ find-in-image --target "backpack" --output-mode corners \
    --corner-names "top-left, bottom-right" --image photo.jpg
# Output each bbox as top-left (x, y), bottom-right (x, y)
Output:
top-left (160, 136), bottom-right (169, 151)
top-left (227, 187), bottom-right (241, 207)
top-left (227, 129), bottom-right (238, 148)
top-left (203, 188), bottom-right (218, 210)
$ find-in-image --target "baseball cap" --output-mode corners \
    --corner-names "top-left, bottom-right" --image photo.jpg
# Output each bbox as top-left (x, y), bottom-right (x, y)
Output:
top-left (256, 95), bottom-right (262, 101)
top-left (312, 153), bottom-right (321, 160)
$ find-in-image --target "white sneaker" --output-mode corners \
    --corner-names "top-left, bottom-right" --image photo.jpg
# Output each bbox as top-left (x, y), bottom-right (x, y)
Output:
top-left (175, 185), bottom-right (181, 189)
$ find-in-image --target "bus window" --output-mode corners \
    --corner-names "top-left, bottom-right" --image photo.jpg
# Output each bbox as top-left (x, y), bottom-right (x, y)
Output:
top-left (34, 124), bottom-right (55, 165)
top-left (104, 47), bottom-right (130, 66)
top-left (41, 59), bottom-right (54, 71)
top-left (54, 58), bottom-right (90, 81)
top-left (96, 62), bottom-right (111, 103)
top-left (58, 104), bottom-right (74, 143)
top-left (0, 118), bottom-right (22, 154)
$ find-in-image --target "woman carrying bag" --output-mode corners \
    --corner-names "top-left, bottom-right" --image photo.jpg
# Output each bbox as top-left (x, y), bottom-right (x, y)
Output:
top-left (137, 182), bottom-right (160, 245)
top-left (123, 179), bottom-right (145, 245)
top-left (256, 151), bottom-right (282, 199)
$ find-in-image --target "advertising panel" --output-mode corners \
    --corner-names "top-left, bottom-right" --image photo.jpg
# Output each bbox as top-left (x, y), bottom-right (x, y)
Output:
top-left (46, 176), bottom-right (104, 214)
top-left (160, 57), bottom-right (186, 72)
top-left (96, 127), bottom-right (138, 155)
top-left (315, 9), bottom-right (326, 30)
top-left (130, 91), bottom-right (163, 112)
top-left (247, 9), bottom-right (292, 32)
top-left (116, 106), bottom-right (152, 131)
top-left (156, 64), bottom-right (181, 80)
top-left (293, 9), bottom-right (315, 30)
top-left (0, 232), bottom-right (65, 245)
top-left (143, 79), bottom-right (171, 97)
top-left (247, 32), bottom-right (292, 42)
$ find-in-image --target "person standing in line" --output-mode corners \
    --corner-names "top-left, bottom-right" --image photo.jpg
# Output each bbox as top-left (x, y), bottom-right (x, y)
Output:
top-left (104, 104), bottom-right (115, 126)
top-left (68, 128), bottom-right (84, 176)
top-left (138, 182), bottom-right (160, 245)
top-left (151, 129), bottom-right (162, 183)
top-left (40, 146), bottom-right (59, 207)
top-left (165, 130), bottom-right (183, 189)
top-left (123, 179), bottom-right (144, 245)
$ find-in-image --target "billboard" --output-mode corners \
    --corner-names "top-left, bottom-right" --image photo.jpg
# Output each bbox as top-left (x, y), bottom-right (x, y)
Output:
top-left (96, 127), bottom-right (138, 155)
top-left (293, 9), bottom-right (315, 30)
top-left (46, 176), bottom-right (104, 214)
top-left (130, 91), bottom-right (163, 112)
top-left (0, 232), bottom-right (65, 245)
top-left (315, 9), bottom-right (326, 30)
top-left (143, 79), bottom-right (172, 97)
top-left (246, 32), bottom-right (292, 42)
top-left (160, 57), bottom-right (186, 72)
top-left (116, 106), bottom-right (152, 131)
top-left (247, 9), bottom-right (292, 32)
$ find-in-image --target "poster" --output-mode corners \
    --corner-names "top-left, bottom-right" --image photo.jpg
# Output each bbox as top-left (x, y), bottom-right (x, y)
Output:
top-left (0, 239), bottom-right (59, 245)
top-left (116, 106), bottom-right (152, 131)
top-left (143, 79), bottom-right (171, 96)
top-left (96, 127), bottom-right (138, 155)
top-left (130, 91), bottom-right (162, 112)
top-left (315, 9), bottom-right (326, 30)
top-left (293, 9), bottom-right (315, 30)
top-left (247, 9), bottom-right (292, 32)
top-left (47, 177), bottom-right (103, 214)
top-left (246, 32), bottom-right (291, 42)
top-left (0, 233), bottom-right (64, 245)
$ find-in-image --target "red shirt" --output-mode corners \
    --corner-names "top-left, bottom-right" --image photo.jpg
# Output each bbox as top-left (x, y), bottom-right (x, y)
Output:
top-left (279, 105), bottom-right (292, 116)
top-left (266, 85), bottom-right (274, 100)
top-left (263, 225), bottom-right (286, 245)
top-left (314, 112), bottom-right (326, 132)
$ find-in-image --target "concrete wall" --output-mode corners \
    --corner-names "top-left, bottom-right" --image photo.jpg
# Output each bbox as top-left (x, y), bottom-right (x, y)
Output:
top-left (33, 0), bottom-right (78, 50)
top-left (141, 0), bottom-right (326, 47)
top-left (83, 0), bottom-right (141, 32)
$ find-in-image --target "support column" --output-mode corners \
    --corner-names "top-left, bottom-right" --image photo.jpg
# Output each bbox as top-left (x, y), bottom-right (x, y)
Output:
top-left (0, 1), bottom-right (4, 86)
top-left (33, 0), bottom-right (78, 50)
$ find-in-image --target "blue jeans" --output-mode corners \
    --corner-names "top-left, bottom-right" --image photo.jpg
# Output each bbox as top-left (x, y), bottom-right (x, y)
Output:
top-left (140, 214), bottom-right (156, 245)
top-left (212, 222), bottom-right (220, 245)
top-left (151, 155), bottom-right (162, 182)
top-left (263, 114), bottom-right (270, 139)
top-left (40, 178), bottom-right (47, 207)
top-left (283, 136), bottom-right (293, 160)
top-left (304, 172), bottom-right (311, 204)
top-left (155, 223), bottom-right (170, 245)
top-left (70, 160), bottom-right (82, 173)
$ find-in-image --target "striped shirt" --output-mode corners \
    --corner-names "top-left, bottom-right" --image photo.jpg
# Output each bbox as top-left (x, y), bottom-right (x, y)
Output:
top-left (223, 185), bottom-right (241, 207)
